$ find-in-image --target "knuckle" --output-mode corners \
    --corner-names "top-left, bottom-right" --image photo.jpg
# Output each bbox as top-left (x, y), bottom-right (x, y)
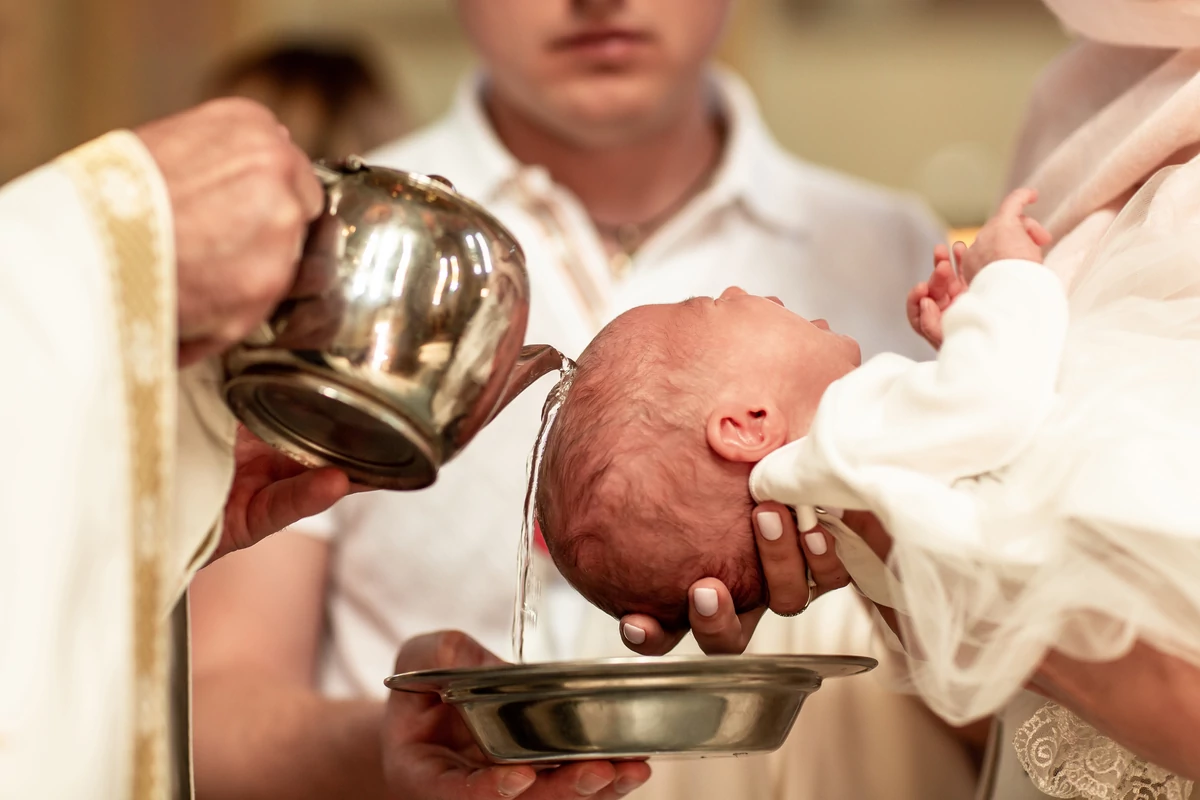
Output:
top-left (268, 197), bottom-right (304, 232)
top-left (211, 96), bottom-right (279, 127)
top-left (770, 590), bottom-right (808, 615)
top-left (759, 546), bottom-right (796, 567)
top-left (247, 142), bottom-right (292, 178)
top-left (239, 264), bottom-right (291, 311)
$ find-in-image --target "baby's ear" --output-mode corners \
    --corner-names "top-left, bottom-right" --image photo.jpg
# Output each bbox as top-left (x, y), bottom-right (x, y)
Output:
top-left (706, 401), bottom-right (788, 463)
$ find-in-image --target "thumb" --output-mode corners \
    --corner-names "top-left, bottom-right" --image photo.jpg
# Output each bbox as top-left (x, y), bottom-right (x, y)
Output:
top-left (243, 467), bottom-right (350, 544)
top-left (395, 747), bottom-right (538, 800)
top-left (395, 630), bottom-right (506, 674)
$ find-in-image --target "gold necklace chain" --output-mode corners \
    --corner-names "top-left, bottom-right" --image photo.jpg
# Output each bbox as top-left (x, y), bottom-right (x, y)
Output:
top-left (592, 157), bottom-right (720, 259)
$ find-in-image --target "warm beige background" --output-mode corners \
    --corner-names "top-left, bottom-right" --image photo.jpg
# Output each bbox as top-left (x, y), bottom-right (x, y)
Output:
top-left (0, 0), bottom-right (1069, 225)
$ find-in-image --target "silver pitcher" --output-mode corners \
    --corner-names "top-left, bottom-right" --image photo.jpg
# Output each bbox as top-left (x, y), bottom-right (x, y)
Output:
top-left (223, 158), bottom-right (567, 490)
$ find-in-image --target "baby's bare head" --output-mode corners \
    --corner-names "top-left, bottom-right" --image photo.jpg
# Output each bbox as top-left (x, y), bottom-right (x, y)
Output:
top-left (536, 306), bottom-right (763, 632)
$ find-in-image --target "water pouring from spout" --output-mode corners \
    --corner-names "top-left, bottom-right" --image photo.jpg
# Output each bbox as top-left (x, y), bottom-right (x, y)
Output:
top-left (512, 352), bottom-right (576, 663)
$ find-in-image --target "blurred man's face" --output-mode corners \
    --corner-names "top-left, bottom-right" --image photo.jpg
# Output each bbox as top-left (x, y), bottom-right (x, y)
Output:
top-left (455, 0), bottom-right (732, 146)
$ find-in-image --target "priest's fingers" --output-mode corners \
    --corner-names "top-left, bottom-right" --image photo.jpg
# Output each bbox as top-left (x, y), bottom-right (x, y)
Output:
top-left (392, 630), bottom-right (505, 674)
top-left (511, 761), bottom-right (650, 800)
top-left (287, 250), bottom-right (339, 300)
top-left (270, 293), bottom-right (346, 349)
top-left (395, 759), bottom-right (648, 800)
top-left (283, 136), bottom-right (326, 225)
top-left (754, 503), bottom-right (810, 616)
top-left (688, 578), bottom-right (766, 655)
top-left (617, 614), bottom-right (688, 656)
top-left (179, 336), bottom-right (221, 367)
top-left (287, 205), bottom-right (340, 299)
top-left (242, 467), bottom-right (351, 546)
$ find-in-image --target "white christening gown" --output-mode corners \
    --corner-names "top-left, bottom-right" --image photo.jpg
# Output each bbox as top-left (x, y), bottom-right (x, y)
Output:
top-left (751, 163), bottom-right (1200, 800)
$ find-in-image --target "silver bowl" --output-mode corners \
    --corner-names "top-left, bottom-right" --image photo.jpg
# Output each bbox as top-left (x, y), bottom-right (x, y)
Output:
top-left (385, 655), bottom-right (876, 764)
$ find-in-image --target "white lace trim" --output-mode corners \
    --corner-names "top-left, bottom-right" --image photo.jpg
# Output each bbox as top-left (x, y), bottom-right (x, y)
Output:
top-left (1014, 702), bottom-right (1194, 800)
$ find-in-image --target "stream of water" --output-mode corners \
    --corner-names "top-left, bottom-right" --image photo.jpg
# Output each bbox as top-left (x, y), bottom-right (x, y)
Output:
top-left (511, 355), bottom-right (577, 663)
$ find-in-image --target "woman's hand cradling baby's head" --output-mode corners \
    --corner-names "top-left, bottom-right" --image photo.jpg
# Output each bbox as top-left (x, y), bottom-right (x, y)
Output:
top-left (618, 501), bottom-right (854, 656)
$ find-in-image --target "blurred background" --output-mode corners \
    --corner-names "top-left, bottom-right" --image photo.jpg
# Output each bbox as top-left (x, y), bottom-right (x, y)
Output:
top-left (0, 0), bottom-right (1069, 226)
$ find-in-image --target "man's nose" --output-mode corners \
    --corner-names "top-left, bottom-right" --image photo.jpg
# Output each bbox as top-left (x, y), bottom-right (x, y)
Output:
top-left (719, 286), bottom-right (748, 300)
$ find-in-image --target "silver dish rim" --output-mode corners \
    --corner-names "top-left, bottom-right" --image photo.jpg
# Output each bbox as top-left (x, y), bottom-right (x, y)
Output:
top-left (384, 654), bottom-right (878, 696)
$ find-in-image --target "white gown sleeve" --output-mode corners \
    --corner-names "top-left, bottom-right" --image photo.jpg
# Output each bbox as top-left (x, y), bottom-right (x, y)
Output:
top-left (750, 258), bottom-right (1069, 560)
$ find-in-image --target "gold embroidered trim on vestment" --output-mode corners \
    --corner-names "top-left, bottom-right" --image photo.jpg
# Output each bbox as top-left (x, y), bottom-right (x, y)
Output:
top-left (59, 131), bottom-right (176, 800)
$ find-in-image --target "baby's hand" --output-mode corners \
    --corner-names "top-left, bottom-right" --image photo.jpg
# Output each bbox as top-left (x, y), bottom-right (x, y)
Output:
top-left (907, 188), bottom-right (1053, 350)
top-left (907, 243), bottom-right (968, 349)
top-left (959, 188), bottom-right (1053, 284)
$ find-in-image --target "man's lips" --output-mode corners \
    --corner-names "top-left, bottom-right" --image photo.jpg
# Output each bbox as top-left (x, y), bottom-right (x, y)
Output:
top-left (551, 28), bottom-right (653, 55)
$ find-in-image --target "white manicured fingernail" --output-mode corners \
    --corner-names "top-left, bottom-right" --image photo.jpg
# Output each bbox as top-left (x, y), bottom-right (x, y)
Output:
top-left (757, 511), bottom-right (783, 541)
top-left (622, 623), bottom-right (646, 645)
top-left (805, 531), bottom-right (828, 556)
top-left (694, 588), bottom-right (719, 617)
top-left (796, 505), bottom-right (818, 531)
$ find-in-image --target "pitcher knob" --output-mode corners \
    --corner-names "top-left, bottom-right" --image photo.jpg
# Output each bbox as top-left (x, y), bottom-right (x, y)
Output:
top-left (427, 174), bottom-right (457, 192)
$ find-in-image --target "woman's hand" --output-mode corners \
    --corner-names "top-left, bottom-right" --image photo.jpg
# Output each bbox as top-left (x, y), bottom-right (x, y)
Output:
top-left (617, 502), bottom-right (854, 656)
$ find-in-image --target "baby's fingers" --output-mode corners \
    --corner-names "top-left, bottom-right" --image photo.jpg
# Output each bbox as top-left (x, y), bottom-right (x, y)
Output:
top-left (1022, 215), bottom-right (1053, 248)
top-left (929, 260), bottom-right (958, 308)
top-left (907, 283), bottom-right (929, 334)
top-left (997, 187), bottom-right (1039, 219)
top-left (918, 297), bottom-right (944, 348)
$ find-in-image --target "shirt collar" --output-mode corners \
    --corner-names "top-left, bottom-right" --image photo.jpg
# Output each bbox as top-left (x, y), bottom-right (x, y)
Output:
top-left (441, 73), bottom-right (536, 203)
top-left (441, 67), bottom-right (811, 237)
top-left (703, 68), bottom-right (812, 238)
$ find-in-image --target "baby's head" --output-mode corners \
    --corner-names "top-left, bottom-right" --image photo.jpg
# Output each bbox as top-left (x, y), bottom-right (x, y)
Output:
top-left (536, 287), bottom-right (861, 632)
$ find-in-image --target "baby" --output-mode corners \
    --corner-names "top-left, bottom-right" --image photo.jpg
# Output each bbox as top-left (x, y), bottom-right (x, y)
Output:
top-left (535, 189), bottom-right (1051, 631)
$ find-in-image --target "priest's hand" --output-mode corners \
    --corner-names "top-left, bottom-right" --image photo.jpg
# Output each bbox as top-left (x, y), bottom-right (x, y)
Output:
top-left (135, 98), bottom-right (328, 366)
top-left (383, 631), bottom-right (651, 800)
top-left (212, 425), bottom-right (368, 562)
top-left (617, 502), bottom-right (855, 656)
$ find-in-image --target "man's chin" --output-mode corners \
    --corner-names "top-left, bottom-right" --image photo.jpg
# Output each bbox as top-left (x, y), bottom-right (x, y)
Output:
top-left (547, 84), bottom-right (682, 145)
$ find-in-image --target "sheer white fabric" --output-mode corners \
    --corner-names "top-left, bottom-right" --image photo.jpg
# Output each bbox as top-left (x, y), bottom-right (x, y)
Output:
top-left (1042, 0), bottom-right (1200, 50)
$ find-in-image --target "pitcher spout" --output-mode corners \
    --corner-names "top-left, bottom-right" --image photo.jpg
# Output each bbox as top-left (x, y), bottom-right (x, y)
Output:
top-left (486, 344), bottom-right (573, 426)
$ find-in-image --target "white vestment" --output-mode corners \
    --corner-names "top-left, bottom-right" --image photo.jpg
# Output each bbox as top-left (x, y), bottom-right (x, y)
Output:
top-left (751, 161), bottom-right (1200, 800)
top-left (0, 132), bottom-right (237, 799)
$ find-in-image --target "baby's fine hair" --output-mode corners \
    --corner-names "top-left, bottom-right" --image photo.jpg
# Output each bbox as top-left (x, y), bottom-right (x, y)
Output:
top-left (536, 307), bottom-right (762, 631)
